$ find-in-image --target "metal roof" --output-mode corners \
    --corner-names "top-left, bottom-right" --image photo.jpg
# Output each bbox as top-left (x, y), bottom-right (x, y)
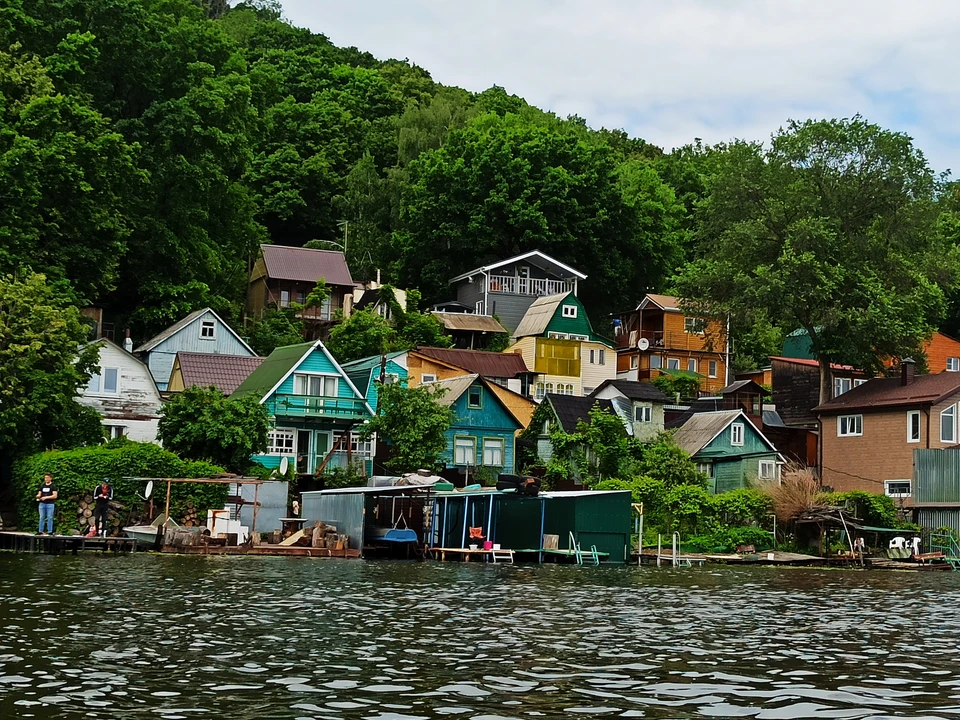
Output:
top-left (638, 294), bottom-right (682, 312)
top-left (260, 244), bottom-right (355, 286)
top-left (135, 308), bottom-right (254, 356)
top-left (512, 293), bottom-right (570, 338)
top-left (591, 379), bottom-right (671, 403)
top-left (414, 346), bottom-right (529, 378)
top-left (672, 410), bottom-right (747, 456)
top-left (431, 312), bottom-right (508, 334)
top-left (174, 352), bottom-right (264, 395)
top-left (449, 250), bottom-right (587, 284)
top-left (814, 372), bottom-right (960, 414)
top-left (428, 374), bottom-right (481, 407)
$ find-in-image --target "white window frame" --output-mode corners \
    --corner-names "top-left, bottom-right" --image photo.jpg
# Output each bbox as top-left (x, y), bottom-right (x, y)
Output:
top-left (837, 414), bottom-right (863, 437)
top-left (731, 423), bottom-right (745, 446)
top-left (569, 334), bottom-right (589, 341)
top-left (545, 382), bottom-right (554, 394)
top-left (697, 462), bottom-right (714, 478)
top-left (200, 319), bottom-right (216, 340)
top-left (942, 405), bottom-right (957, 444)
top-left (562, 305), bottom-right (578, 318)
top-left (629, 354), bottom-right (639, 369)
top-left (105, 424), bottom-right (126, 440)
top-left (758, 460), bottom-right (778, 480)
top-left (454, 436), bottom-right (476, 466)
top-left (687, 358), bottom-right (697, 373)
top-left (475, 301), bottom-right (484, 314)
top-left (547, 331), bottom-right (569, 340)
top-left (535, 382), bottom-right (545, 401)
top-left (293, 373), bottom-right (338, 398)
top-left (650, 355), bottom-right (663, 369)
top-left (834, 377), bottom-right (852, 398)
top-left (708, 360), bottom-right (718, 378)
top-left (333, 431), bottom-right (373, 456)
top-left (280, 290), bottom-right (290, 307)
top-left (949, 357), bottom-right (960, 372)
top-left (89, 367), bottom-right (120, 396)
top-left (667, 358), bottom-right (680, 370)
top-left (482, 437), bottom-right (505, 467)
top-left (267, 429), bottom-right (295, 455)
top-left (907, 410), bottom-right (921, 444)
top-left (635, 406), bottom-right (652, 423)
top-left (885, 479), bottom-right (912, 498)
top-left (853, 378), bottom-right (867, 387)
top-left (421, 374), bottom-right (437, 384)
top-left (684, 317), bottom-right (705, 335)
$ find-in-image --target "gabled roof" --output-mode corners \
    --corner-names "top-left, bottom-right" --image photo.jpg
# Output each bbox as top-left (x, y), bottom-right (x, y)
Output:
top-left (673, 410), bottom-right (766, 457)
top-left (813, 372), bottom-right (960, 414)
top-left (259, 244), bottom-right (355, 286)
top-left (414, 346), bottom-right (529, 378)
top-left (591, 379), bottom-right (671, 403)
top-left (449, 250), bottom-right (587, 284)
top-left (431, 312), bottom-right (507, 334)
top-left (718, 379), bottom-right (766, 395)
top-left (340, 351), bottom-right (408, 375)
top-left (545, 394), bottom-right (618, 434)
top-left (770, 356), bottom-right (863, 373)
top-left (638, 294), bottom-right (682, 312)
top-left (84, 338), bottom-right (162, 397)
top-left (173, 352), bottom-right (264, 396)
top-left (134, 308), bottom-right (255, 356)
top-left (513, 293), bottom-right (570, 338)
top-left (231, 340), bottom-right (371, 414)
top-left (429, 374), bottom-right (482, 407)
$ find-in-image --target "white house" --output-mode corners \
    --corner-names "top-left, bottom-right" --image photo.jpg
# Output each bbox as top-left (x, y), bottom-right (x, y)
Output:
top-left (77, 339), bottom-right (164, 443)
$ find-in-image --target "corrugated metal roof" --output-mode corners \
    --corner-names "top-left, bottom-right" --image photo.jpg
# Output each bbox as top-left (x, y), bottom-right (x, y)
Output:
top-left (770, 356), bottom-right (861, 372)
top-left (340, 351), bottom-right (407, 374)
top-left (231, 341), bottom-right (316, 400)
top-left (260, 244), bottom-right (354, 286)
top-left (175, 353), bottom-right (264, 396)
top-left (135, 308), bottom-right (255, 356)
top-left (513, 293), bottom-right (569, 338)
top-left (672, 410), bottom-right (744, 456)
top-left (415, 346), bottom-right (529, 378)
top-left (814, 372), bottom-right (960, 414)
top-left (428, 374), bottom-right (480, 407)
top-left (431, 312), bottom-right (507, 334)
top-left (718, 379), bottom-right (766, 395)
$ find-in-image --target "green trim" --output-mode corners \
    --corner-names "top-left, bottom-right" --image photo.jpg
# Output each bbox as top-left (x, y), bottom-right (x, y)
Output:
top-left (467, 385), bottom-right (483, 410)
top-left (481, 436), bottom-right (506, 467)
top-left (453, 435), bottom-right (477, 465)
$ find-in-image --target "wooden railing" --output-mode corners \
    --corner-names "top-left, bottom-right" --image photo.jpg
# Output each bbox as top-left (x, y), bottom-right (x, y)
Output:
top-left (268, 394), bottom-right (368, 420)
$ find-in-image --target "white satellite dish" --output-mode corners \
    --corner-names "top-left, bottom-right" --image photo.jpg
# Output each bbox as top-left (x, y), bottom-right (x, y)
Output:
top-left (637, 337), bottom-right (650, 351)
top-left (144, 480), bottom-right (154, 500)
top-left (279, 457), bottom-right (289, 475)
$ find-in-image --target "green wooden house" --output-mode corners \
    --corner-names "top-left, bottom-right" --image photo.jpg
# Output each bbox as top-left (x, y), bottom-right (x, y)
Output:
top-left (431, 374), bottom-right (523, 476)
top-left (673, 410), bottom-right (784, 493)
top-left (232, 340), bottom-right (375, 475)
top-left (341, 351), bottom-right (409, 413)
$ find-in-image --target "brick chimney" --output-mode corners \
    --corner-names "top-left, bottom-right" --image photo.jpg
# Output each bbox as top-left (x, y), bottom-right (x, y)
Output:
top-left (901, 357), bottom-right (916, 386)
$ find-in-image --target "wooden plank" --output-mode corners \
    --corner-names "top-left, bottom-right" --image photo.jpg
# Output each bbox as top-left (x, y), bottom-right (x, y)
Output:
top-left (279, 529), bottom-right (306, 546)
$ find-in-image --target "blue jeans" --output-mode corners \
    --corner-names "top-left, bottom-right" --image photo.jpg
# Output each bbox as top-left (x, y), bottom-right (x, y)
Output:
top-left (38, 503), bottom-right (55, 534)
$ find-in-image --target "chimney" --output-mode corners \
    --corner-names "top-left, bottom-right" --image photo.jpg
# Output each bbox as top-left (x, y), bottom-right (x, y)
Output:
top-left (376, 268), bottom-right (381, 285)
top-left (901, 357), bottom-right (916, 386)
top-left (123, 328), bottom-right (133, 353)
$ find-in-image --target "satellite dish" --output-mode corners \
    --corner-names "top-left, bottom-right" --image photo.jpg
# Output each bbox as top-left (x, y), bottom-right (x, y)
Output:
top-left (144, 480), bottom-right (154, 500)
top-left (279, 457), bottom-right (289, 475)
top-left (637, 337), bottom-right (650, 351)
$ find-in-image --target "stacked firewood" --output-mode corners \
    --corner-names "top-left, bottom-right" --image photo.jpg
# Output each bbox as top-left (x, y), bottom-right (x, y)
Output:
top-left (74, 495), bottom-right (125, 535)
top-left (282, 521), bottom-right (349, 550)
top-left (181, 502), bottom-right (201, 528)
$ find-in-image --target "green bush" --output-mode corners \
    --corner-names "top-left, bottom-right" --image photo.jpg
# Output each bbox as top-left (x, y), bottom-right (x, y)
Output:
top-left (708, 488), bottom-right (773, 527)
top-left (321, 462), bottom-right (368, 490)
top-left (817, 490), bottom-right (899, 527)
top-left (13, 441), bottom-right (226, 534)
top-left (685, 526), bottom-right (774, 553)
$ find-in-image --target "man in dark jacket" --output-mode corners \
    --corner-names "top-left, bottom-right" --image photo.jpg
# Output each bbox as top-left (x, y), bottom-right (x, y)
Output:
top-left (35, 473), bottom-right (57, 535)
top-left (93, 479), bottom-right (113, 537)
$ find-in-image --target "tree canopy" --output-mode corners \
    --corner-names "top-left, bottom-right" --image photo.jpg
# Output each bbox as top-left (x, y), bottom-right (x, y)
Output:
top-left (360, 382), bottom-right (454, 472)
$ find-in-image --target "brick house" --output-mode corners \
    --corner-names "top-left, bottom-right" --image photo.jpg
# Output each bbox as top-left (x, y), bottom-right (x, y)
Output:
top-left (814, 361), bottom-right (960, 500)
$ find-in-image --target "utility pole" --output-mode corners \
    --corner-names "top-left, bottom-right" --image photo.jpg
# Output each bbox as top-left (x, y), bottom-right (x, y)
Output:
top-left (337, 220), bottom-right (349, 255)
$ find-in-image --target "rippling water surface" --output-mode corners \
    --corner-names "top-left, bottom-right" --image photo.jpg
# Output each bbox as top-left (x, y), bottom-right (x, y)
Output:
top-left (1, 555), bottom-right (959, 719)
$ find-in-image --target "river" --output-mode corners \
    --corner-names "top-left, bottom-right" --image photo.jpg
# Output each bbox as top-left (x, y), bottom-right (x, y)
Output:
top-left (0, 555), bottom-right (957, 719)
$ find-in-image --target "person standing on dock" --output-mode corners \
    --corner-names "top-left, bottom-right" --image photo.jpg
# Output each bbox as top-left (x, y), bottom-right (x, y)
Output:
top-left (35, 473), bottom-right (57, 535)
top-left (93, 479), bottom-right (113, 537)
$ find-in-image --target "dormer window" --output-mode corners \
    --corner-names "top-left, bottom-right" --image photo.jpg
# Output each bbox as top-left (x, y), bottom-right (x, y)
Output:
top-left (562, 305), bottom-right (577, 318)
top-left (200, 320), bottom-right (216, 339)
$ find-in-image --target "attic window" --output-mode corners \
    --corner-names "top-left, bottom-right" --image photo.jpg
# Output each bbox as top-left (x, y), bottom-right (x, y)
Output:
top-left (562, 305), bottom-right (578, 318)
top-left (200, 320), bottom-right (216, 339)
top-left (949, 357), bottom-right (960, 372)
top-left (467, 386), bottom-right (483, 409)
top-left (731, 423), bottom-right (745, 446)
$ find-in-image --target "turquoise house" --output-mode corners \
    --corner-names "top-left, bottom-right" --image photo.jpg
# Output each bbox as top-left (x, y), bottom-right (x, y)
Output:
top-left (673, 410), bottom-right (784, 493)
top-left (341, 352), bottom-right (409, 413)
top-left (431, 374), bottom-right (523, 476)
top-left (232, 341), bottom-right (375, 475)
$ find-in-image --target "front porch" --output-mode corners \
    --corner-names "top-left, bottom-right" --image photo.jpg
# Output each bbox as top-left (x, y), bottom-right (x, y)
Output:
top-left (258, 420), bottom-right (373, 477)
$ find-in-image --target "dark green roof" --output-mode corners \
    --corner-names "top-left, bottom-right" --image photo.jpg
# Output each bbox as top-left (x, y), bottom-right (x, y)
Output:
top-left (231, 341), bottom-right (315, 400)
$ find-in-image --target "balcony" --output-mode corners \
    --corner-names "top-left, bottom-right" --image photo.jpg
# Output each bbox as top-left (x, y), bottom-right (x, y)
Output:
top-left (617, 329), bottom-right (722, 352)
top-left (487, 275), bottom-right (573, 297)
top-left (267, 394), bottom-right (369, 421)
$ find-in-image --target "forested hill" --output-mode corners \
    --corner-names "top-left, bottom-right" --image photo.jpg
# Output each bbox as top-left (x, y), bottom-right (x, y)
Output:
top-left (1, 0), bottom-right (689, 337)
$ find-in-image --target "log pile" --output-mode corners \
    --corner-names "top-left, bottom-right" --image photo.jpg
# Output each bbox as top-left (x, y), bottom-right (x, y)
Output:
top-left (277, 521), bottom-right (349, 550)
top-left (74, 496), bottom-right (126, 536)
top-left (181, 502), bottom-right (201, 528)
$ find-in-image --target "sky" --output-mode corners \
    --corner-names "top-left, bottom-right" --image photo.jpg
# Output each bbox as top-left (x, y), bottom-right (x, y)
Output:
top-left (278, 0), bottom-right (960, 175)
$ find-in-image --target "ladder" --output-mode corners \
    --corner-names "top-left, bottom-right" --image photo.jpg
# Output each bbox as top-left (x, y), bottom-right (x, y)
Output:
top-left (569, 531), bottom-right (583, 565)
top-left (931, 533), bottom-right (960, 569)
top-left (491, 548), bottom-right (514, 564)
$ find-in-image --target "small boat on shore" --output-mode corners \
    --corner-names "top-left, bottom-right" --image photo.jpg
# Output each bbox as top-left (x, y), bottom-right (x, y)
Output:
top-left (124, 516), bottom-right (180, 545)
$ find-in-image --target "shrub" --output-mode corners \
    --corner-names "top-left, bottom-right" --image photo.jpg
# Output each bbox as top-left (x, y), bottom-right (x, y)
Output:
top-left (709, 488), bottom-right (773, 527)
top-left (685, 526), bottom-right (774, 553)
top-left (818, 490), bottom-right (898, 528)
top-left (760, 465), bottom-right (819, 523)
top-left (13, 441), bottom-right (225, 534)
top-left (321, 462), bottom-right (368, 490)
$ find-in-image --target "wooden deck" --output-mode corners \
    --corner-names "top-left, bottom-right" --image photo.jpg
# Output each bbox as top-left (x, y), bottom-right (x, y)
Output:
top-left (160, 544), bottom-right (361, 558)
top-left (430, 547), bottom-right (515, 562)
top-left (0, 531), bottom-right (139, 555)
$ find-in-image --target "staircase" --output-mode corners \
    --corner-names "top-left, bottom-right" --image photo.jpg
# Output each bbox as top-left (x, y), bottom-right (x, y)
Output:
top-left (931, 533), bottom-right (960, 569)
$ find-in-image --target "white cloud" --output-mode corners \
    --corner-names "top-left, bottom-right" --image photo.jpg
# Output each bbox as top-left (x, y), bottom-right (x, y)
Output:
top-left (279, 0), bottom-right (960, 172)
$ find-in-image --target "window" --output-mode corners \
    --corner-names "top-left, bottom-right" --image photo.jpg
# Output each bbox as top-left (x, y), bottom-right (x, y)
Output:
top-left (482, 438), bottom-right (505, 466)
top-left (667, 358), bottom-right (680, 370)
top-left (475, 301), bottom-right (484, 314)
top-left (907, 410), bottom-right (921, 443)
top-left (569, 334), bottom-right (589, 341)
top-left (650, 355), bottom-right (663, 369)
top-left (267, 429), bottom-right (295, 454)
top-left (468, 386), bottom-right (483, 409)
top-left (834, 377), bottom-right (852, 397)
top-left (295, 290), bottom-right (306, 306)
top-left (105, 425), bottom-right (126, 440)
top-left (562, 305), bottom-right (578, 318)
top-left (697, 462), bottom-right (714, 478)
top-left (200, 320), bottom-right (216, 339)
top-left (333, 431), bottom-right (372, 456)
top-left (838, 415), bottom-right (863, 437)
top-left (547, 332), bottom-right (569, 340)
top-left (949, 357), bottom-right (960, 372)
top-left (535, 382), bottom-right (545, 401)
top-left (758, 460), bottom-right (778, 480)
top-left (731, 423), bottom-right (744, 446)
top-left (454, 436), bottom-right (476, 465)
top-left (565, 384), bottom-right (575, 395)
top-left (629, 355), bottom-right (639, 369)
top-left (635, 406), bottom-right (652, 423)
top-left (708, 360), bottom-right (718, 378)
top-left (293, 374), bottom-right (337, 397)
top-left (89, 368), bottom-right (120, 395)
top-left (421, 374), bottom-right (437, 384)
top-left (684, 317), bottom-right (705, 334)
top-left (853, 379), bottom-right (867, 387)
top-left (885, 479), bottom-right (912, 498)
top-left (687, 358), bottom-right (697, 372)
top-left (280, 290), bottom-right (290, 307)
top-left (942, 405), bottom-right (957, 444)
top-left (588, 349), bottom-right (606, 365)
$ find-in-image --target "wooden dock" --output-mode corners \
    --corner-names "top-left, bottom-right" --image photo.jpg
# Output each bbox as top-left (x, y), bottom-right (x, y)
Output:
top-left (0, 531), bottom-right (139, 555)
top-left (160, 544), bottom-right (361, 558)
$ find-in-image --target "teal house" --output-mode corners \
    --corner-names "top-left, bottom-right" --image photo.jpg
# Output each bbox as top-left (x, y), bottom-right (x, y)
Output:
top-left (232, 340), bottom-right (375, 475)
top-left (431, 374), bottom-right (523, 476)
top-left (341, 352), bottom-right (409, 413)
top-left (673, 410), bottom-right (784, 493)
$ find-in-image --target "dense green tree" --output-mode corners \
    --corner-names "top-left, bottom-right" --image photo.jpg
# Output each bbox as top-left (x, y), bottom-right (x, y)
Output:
top-left (677, 117), bottom-right (957, 402)
top-left (158, 386), bottom-right (269, 472)
top-left (246, 307), bottom-right (304, 356)
top-left (360, 382), bottom-right (454, 472)
top-left (326, 309), bottom-right (398, 364)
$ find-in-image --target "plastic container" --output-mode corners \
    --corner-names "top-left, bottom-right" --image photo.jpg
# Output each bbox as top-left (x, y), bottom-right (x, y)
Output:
top-left (493, 543), bottom-right (501, 550)
top-left (469, 544), bottom-right (478, 551)
top-left (483, 540), bottom-right (493, 550)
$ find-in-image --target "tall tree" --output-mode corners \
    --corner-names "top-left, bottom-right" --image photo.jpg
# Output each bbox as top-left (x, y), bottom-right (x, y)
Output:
top-left (360, 382), bottom-right (453, 472)
top-left (677, 117), bottom-right (956, 402)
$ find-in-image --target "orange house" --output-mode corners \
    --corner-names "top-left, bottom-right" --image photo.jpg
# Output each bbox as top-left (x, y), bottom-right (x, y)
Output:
top-left (897, 332), bottom-right (960, 374)
top-left (613, 294), bottom-right (729, 394)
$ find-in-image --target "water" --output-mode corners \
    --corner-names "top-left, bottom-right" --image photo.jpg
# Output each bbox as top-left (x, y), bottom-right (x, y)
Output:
top-left (1, 556), bottom-right (959, 720)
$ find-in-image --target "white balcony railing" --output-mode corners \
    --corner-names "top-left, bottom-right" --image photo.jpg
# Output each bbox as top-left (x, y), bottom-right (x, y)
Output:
top-left (488, 275), bottom-right (572, 296)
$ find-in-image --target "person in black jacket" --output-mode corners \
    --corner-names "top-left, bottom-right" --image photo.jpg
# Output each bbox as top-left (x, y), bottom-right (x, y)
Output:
top-left (93, 479), bottom-right (113, 537)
